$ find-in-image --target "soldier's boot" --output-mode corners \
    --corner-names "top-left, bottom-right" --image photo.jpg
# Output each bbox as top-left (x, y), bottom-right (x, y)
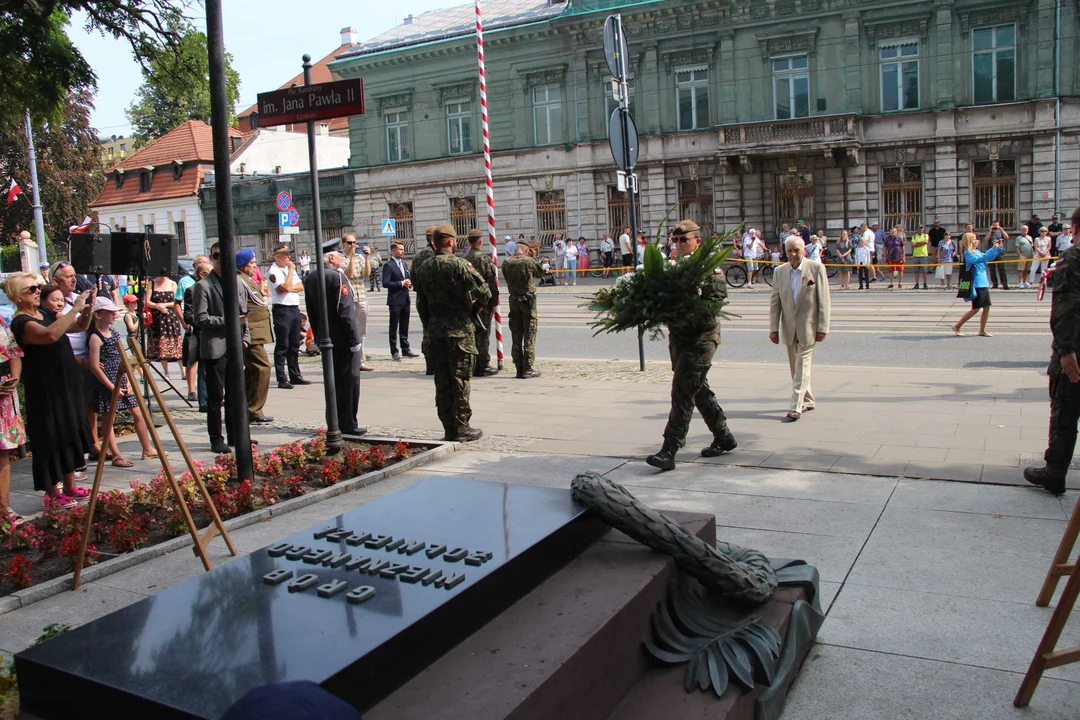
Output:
top-left (521, 368), bottom-right (541, 379)
top-left (1024, 466), bottom-right (1067, 496)
top-left (515, 362), bottom-right (525, 379)
top-left (701, 433), bottom-right (738, 457)
top-left (444, 427), bottom-right (483, 443)
top-left (645, 440), bottom-right (679, 472)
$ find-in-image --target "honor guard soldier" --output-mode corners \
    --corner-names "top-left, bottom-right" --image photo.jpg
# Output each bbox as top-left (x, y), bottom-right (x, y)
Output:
top-left (646, 220), bottom-right (737, 472)
top-left (413, 224), bottom-right (491, 442)
top-left (410, 226), bottom-right (438, 375)
top-left (501, 244), bottom-right (544, 379)
top-left (464, 228), bottom-right (500, 376)
top-left (236, 248), bottom-right (273, 424)
top-left (303, 239), bottom-right (366, 440)
top-left (1026, 207), bottom-right (1080, 495)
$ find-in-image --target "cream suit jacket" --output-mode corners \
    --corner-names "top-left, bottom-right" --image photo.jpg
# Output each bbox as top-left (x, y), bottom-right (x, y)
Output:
top-left (769, 259), bottom-right (832, 346)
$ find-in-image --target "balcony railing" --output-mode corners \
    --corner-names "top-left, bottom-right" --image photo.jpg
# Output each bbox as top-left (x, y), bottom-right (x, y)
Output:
top-left (718, 114), bottom-right (861, 150)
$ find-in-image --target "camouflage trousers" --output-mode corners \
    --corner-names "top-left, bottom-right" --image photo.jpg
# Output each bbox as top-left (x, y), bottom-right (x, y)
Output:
top-left (421, 326), bottom-right (433, 374)
top-left (509, 294), bottom-right (537, 371)
top-left (474, 308), bottom-right (494, 372)
top-left (663, 333), bottom-right (730, 449)
top-left (1044, 372), bottom-right (1080, 475)
top-left (429, 336), bottom-right (475, 437)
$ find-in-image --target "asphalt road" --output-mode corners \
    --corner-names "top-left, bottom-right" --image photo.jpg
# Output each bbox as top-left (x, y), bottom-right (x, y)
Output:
top-left (363, 276), bottom-right (1051, 371)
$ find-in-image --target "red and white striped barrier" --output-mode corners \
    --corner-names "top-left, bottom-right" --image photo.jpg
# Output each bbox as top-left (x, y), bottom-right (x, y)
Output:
top-left (475, 0), bottom-right (504, 370)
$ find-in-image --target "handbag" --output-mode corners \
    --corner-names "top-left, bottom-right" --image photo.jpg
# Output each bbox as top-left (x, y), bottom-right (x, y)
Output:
top-left (956, 259), bottom-right (973, 298)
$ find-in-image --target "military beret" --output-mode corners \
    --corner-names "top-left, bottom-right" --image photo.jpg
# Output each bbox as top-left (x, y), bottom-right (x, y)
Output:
top-left (425, 225), bottom-right (437, 239)
top-left (322, 238), bottom-right (341, 252)
top-left (672, 220), bottom-right (701, 236)
top-left (236, 248), bottom-right (255, 267)
top-left (433, 223), bottom-right (457, 239)
top-left (468, 229), bottom-right (484, 241)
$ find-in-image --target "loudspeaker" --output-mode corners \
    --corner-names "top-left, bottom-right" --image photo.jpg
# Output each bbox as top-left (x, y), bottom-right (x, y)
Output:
top-left (68, 233), bottom-right (112, 274)
top-left (109, 232), bottom-right (179, 277)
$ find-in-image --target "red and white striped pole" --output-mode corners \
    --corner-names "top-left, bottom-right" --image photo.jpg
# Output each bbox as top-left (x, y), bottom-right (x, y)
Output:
top-left (476, 0), bottom-right (504, 371)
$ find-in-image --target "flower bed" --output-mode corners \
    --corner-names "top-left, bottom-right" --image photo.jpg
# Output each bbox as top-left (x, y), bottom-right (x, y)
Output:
top-left (0, 434), bottom-right (419, 597)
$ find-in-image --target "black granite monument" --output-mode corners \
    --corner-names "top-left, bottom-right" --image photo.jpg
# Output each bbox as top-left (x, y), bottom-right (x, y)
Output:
top-left (15, 477), bottom-right (608, 719)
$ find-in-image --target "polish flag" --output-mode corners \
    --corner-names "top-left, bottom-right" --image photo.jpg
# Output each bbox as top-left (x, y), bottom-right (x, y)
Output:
top-left (69, 216), bottom-right (93, 233)
top-left (6, 179), bottom-right (23, 204)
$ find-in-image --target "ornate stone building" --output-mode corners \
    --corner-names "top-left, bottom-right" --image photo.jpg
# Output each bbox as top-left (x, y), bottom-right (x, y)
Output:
top-left (234, 0), bottom-right (1080, 255)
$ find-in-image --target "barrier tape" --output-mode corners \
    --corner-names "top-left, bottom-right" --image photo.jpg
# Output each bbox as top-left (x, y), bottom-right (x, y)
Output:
top-left (724, 256), bottom-right (1061, 269)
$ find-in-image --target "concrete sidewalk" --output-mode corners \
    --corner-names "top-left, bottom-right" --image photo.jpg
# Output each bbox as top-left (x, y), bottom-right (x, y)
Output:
top-left (3, 356), bottom-right (1078, 718)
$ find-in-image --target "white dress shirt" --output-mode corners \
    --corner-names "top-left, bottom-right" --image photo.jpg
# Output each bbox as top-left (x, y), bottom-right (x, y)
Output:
top-left (790, 264), bottom-right (803, 304)
top-left (267, 262), bottom-right (300, 306)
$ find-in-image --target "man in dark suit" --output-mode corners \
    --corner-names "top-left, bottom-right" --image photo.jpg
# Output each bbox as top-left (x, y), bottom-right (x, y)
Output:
top-left (304, 239), bottom-right (366, 439)
top-left (381, 240), bottom-right (419, 361)
top-left (193, 242), bottom-right (249, 454)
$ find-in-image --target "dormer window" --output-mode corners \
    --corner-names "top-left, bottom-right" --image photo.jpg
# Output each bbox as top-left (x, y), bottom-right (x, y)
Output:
top-left (172, 162), bottom-right (183, 181)
top-left (114, 170), bottom-right (125, 189)
top-left (139, 170), bottom-right (152, 193)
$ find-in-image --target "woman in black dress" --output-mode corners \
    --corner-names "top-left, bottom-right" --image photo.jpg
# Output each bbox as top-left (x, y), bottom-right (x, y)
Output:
top-left (4, 273), bottom-right (94, 509)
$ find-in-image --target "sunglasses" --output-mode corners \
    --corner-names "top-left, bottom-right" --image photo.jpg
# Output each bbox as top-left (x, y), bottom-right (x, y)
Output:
top-left (24, 285), bottom-right (41, 295)
top-left (676, 236), bottom-right (697, 243)
top-left (343, 240), bottom-right (357, 245)
top-left (211, 251), bottom-right (221, 259)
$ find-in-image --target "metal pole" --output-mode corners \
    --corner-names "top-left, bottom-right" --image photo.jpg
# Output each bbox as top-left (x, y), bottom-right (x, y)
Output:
top-left (475, 1), bottom-right (504, 371)
top-left (304, 54), bottom-right (343, 452)
top-left (206, 0), bottom-right (253, 480)
top-left (24, 111), bottom-right (48, 264)
top-left (614, 15), bottom-right (645, 372)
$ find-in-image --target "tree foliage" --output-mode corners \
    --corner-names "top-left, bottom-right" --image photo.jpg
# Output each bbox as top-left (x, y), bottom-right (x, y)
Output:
top-left (126, 27), bottom-right (241, 144)
top-left (0, 1), bottom-right (191, 126)
top-left (0, 90), bottom-right (104, 254)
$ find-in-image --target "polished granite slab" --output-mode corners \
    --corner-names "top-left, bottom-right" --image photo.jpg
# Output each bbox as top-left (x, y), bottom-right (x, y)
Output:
top-left (16, 476), bottom-right (607, 719)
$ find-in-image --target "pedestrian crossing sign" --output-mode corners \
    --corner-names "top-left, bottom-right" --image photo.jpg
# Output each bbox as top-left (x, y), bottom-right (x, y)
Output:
top-left (381, 218), bottom-right (396, 236)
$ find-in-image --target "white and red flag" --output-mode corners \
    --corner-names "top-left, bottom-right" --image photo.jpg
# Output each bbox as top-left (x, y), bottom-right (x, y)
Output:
top-left (6, 179), bottom-right (23, 204)
top-left (69, 216), bottom-right (92, 233)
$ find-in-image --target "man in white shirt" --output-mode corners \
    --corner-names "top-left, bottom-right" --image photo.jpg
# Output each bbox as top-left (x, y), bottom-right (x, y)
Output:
top-left (1056, 227), bottom-right (1073, 254)
top-left (266, 243), bottom-right (308, 389)
top-left (505, 235), bottom-right (517, 259)
top-left (619, 227), bottom-right (633, 274)
top-left (600, 233), bottom-right (615, 277)
top-left (860, 222), bottom-right (880, 282)
top-left (298, 250), bottom-right (311, 280)
top-left (552, 233), bottom-right (567, 285)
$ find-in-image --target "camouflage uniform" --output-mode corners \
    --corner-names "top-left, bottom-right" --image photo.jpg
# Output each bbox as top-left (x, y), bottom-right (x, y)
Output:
top-left (501, 253), bottom-right (543, 377)
top-left (663, 271), bottom-right (731, 448)
top-left (415, 230), bottom-right (491, 440)
top-left (647, 219), bottom-right (736, 472)
top-left (464, 232), bottom-right (500, 375)
top-left (1030, 240), bottom-right (1080, 493)
top-left (412, 227), bottom-right (437, 375)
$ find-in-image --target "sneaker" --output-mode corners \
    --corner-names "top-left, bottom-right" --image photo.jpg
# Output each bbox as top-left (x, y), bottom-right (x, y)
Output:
top-left (912, 284), bottom-right (919, 290)
top-left (887, 284), bottom-right (894, 289)
top-left (922, 284), bottom-right (929, 290)
top-left (186, 391), bottom-right (197, 402)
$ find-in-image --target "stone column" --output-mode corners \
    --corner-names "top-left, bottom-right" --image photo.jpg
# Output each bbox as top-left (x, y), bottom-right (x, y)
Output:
top-left (931, 139), bottom-right (961, 229)
top-left (933, 0), bottom-right (956, 108)
top-left (641, 43), bottom-right (661, 134)
top-left (1031, 133), bottom-right (1057, 218)
top-left (843, 12), bottom-right (863, 112)
top-left (718, 31), bottom-right (736, 124)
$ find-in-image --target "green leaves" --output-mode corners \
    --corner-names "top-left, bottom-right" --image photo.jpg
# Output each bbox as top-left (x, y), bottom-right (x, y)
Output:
top-left (584, 222), bottom-right (743, 336)
top-left (644, 577), bottom-right (782, 697)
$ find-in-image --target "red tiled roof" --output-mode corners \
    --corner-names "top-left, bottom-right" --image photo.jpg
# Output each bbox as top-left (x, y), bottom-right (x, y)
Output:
top-left (237, 43), bottom-right (354, 122)
top-left (93, 120), bottom-right (243, 207)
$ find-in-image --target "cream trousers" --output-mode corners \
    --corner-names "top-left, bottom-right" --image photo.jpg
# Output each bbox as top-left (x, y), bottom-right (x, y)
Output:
top-left (786, 339), bottom-right (816, 413)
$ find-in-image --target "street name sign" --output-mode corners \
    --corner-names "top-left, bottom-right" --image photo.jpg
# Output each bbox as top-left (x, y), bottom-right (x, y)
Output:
top-left (256, 79), bottom-right (365, 127)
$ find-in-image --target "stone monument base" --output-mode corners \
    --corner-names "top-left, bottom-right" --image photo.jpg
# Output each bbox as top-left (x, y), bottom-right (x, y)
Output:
top-left (366, 511), bottom-right (817, 720)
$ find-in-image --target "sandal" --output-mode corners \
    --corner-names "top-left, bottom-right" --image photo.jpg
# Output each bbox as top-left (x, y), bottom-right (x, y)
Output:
top-left (112, 457), bottom-right (135, 468)
top-left (142, 450), bottom-right (166, 460)
top-left (978, 331), bottom-right (993, 337)
top-left (70, 485), bottom-right (91, 499)
top-left (4, 510), bottom-right (26, 527)
top-left (45, 493), bottom-right (77, 509)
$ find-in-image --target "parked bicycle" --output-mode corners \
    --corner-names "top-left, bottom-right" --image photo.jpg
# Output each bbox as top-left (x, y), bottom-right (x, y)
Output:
top-left (724, 260), bottom-right (774, 288)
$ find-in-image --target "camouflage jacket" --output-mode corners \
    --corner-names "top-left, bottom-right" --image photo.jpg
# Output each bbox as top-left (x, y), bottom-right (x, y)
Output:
top-left (464, 248), bottom-right (500, 309)
top-left (501, 254), bottom-right (544, 296)
top-left (415, 249), bottom-right (491, 338)
top-left (1050, 245), bottom-right (1080, 374)
top-left (667, 268), bottom-right (728, 345)
top-left (411, 245), bottom-right (435, 290)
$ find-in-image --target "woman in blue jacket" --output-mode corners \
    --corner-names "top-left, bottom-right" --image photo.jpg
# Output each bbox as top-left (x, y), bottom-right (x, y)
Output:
top-left (952, 229), bottom-right (1004, 336)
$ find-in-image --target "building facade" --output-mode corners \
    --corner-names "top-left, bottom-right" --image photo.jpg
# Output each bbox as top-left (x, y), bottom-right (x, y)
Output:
top-left (322, 0), bottom-right (1078, 255)
top-left (98, 135), bottom-right (133, 169)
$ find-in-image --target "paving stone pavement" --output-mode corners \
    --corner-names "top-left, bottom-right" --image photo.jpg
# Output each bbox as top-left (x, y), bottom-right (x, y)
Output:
top-left (2, 356), bottom-right (1076, 717)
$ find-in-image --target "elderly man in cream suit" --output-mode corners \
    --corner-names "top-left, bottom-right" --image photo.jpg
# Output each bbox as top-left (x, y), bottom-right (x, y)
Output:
top-left (769, 236), bottom-right (832, 421)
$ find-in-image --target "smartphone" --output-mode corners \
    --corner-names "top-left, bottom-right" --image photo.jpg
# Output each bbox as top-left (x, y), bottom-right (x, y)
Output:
top-left (1, 376), bottom-right (18, 387)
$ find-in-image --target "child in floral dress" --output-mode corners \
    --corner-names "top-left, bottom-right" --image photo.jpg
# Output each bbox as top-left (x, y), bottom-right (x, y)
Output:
top-left (0, 315), bottom-right (28, 524)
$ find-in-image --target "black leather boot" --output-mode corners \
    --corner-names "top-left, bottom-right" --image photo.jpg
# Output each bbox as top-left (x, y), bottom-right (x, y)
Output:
top-left (701, 433), bottom-right (738, 457)
top-left (1024, 467), bottom-right (1067, 496)
top-left (646, 441), bottom-right (678, 471)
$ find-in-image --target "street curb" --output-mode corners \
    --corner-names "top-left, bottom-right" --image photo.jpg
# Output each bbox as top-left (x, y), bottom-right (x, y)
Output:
top-left (1, 439), bottom-right (456, 617)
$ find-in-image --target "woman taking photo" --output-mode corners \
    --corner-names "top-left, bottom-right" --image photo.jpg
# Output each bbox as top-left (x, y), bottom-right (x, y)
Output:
top-left (5, 273), bottom-right (94, 508)
top-left (144, 273), bottom-right (183, 378)
top-left (952, 232), bottom-right (1003, 337)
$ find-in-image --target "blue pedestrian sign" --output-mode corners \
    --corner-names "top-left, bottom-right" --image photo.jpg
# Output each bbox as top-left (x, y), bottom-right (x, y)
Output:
top-left (276, 191), bottom-right (293, 212)
top-left (278, 212), bottom-right (290, 228)
top-left (381, 218), bottom-right (397, 237)
top-left (288, 208), bottom-right (300, 227)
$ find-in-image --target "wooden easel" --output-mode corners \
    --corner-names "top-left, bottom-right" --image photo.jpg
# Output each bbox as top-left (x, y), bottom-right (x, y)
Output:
top-left (72, 337), bottom-right (237, 589)
top-left (1014, 493), bottom-right (1080, 706)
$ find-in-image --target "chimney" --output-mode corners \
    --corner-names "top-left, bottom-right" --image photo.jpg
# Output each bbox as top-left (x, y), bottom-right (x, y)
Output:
top-left (403, 14), bottom-right (413, 24)
top-left (340, 26), bottom-right (357, 45)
